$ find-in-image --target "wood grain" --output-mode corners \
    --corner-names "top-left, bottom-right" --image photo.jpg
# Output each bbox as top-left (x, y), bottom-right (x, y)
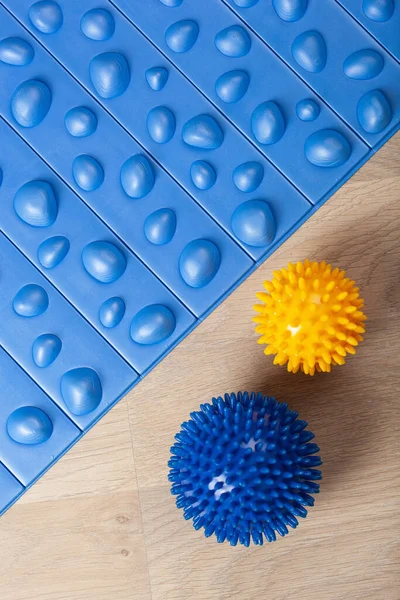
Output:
top-left (0, 132), bottom-right (399, 600)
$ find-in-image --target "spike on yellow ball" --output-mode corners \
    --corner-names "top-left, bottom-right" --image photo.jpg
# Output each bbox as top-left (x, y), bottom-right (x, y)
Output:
top-left (253, 260), bottom-right (367, 375)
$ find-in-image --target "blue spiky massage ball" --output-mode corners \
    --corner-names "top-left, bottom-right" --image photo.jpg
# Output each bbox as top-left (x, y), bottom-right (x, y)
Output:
top-left (169, 392), bottom-right (322, 546)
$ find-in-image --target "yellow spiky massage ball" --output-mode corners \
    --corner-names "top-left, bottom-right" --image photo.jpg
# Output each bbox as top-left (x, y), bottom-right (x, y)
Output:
top-left (253, 260), bottom-right (367, 375)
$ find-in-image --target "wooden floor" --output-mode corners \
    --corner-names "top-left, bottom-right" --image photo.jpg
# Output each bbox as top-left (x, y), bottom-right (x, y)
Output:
top-left (1, 132), bottom-right (399, 600)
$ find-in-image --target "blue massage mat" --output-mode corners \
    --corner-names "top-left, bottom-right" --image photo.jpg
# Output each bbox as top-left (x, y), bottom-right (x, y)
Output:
top-left (0, 0), bottom-right (399, 514)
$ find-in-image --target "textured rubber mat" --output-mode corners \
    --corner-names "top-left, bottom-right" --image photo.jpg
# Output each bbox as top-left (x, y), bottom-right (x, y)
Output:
top-left (0, 0), bottom-right (398, 515)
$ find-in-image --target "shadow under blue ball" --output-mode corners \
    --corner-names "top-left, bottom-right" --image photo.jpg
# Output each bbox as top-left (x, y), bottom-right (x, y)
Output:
top-left (169, 391), bottom-right (322, 546)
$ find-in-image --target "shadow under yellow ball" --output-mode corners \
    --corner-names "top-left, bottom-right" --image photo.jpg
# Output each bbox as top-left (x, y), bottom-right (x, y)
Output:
top-left (253, 260), bottom-right (367, 375)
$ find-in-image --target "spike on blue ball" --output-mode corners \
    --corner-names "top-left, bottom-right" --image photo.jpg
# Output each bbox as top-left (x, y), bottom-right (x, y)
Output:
top-left (169, 392), bottom-right (322, 546)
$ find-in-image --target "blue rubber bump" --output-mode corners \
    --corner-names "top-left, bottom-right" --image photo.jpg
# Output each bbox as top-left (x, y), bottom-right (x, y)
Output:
top-left (214, 25), bottom-right (251, 58)
top-left (11, 79), bottom-right (52, 128)
top-left (145, 67), bottom-right (169, 91)
top-left (231, 200), bottom-right (276, 247)
top-left (81, 241), bottom-right (127, 284)
top-left (120, 154), bottom-right (155, 199)
top-left (357, 89), bottom-right (392, 133)
top-left (182, 115), bottom-right (224, 150)
top-left (251, 101), bottom-right (286, 145)
top-left (72, 154), bottom-right (104, 192)
top-left (37, 235), bottom-right (70, 269)
top-left (169, 391), bottom-right (322, 546)
top-left (32, 333), bottom-right (62, 367)
top-left (165, 20), bottom-right (199, 53)
top-left (99, 297), bottom-right (126, 329)
top-left (159, 0), bottom-right (183, 6)
top-left (130, 304), bottom-right (176, 345)
top-left (80, 8), bottom-right (115, 41)
top-left (60, 367), bottom-right (102, 416)
top-left (28, 1), bottom-right (63, 34)
top-left (296, 99), bottom-right (320, 122)
top-left (362, 0), bottom-right (394, 22)
top-left (7, 406), bottom-right (53, 445)
top-left (343, 50), bottom-right (384, 80)
top-left (64, 106), bottom-right (97, 137)
top-left (233, 162), bottom-right (264, 193)
top-left (13, 284), bottom-right (49, 318)
top-left (89, 52), bottom-right (130, 99)
top-left (292, 30), bottom-right (327, 73)
top-left (305, 129), bottom-right (351, 168)
top-left (14, 180), bottom-right (57, 227)
top-left (215, 70), bottom-right (250, 104)
top-left (147, 106), bottom-right (176, 144)
top-left (144, 208), bottom-right (177, 245)
top-left (190, 161), bottom-right (216, 191)
top-left (179, 240), bottom-right (221, 288)
top-left (233, 0), bottom-right (259, 6)
top-left (272, 0), bottom-right (308, 21)
top-left (0, 37), bottom-right (34, 66)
